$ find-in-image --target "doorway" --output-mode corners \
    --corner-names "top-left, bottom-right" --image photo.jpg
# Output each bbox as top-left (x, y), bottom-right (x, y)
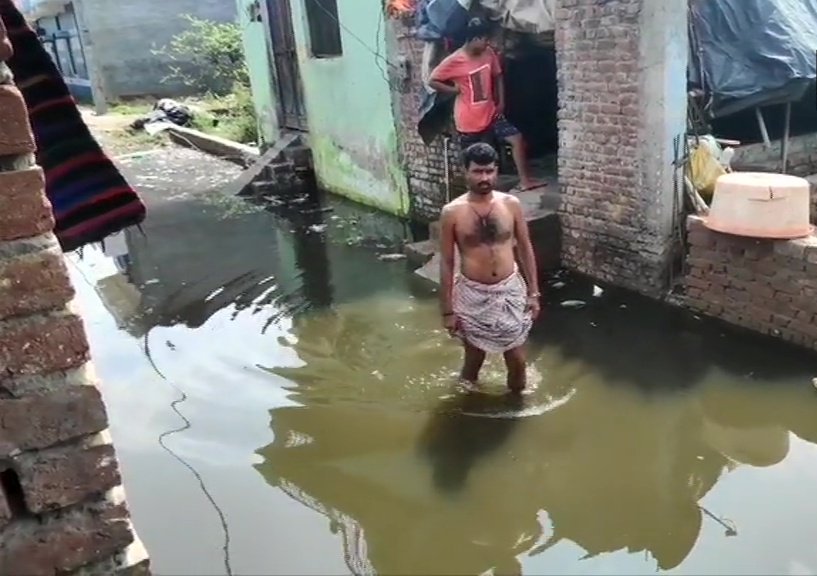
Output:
top-left (266, 0), bottom-right (308, 131)
top-left (496, 30), bottom-right (559, 189)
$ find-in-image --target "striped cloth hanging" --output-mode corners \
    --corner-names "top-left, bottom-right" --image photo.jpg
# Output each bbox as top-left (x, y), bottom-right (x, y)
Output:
top-left (0, 0), bottom-right (145, 252)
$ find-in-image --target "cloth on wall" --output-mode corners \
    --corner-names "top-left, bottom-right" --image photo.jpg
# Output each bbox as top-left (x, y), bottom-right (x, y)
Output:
top-left (0, 0), bottom-right (145, 252)
top-left (479, 0), bottom-right (555, 34)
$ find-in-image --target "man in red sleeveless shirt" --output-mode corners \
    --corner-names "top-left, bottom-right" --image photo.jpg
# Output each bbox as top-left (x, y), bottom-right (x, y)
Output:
top-left (429, 18), bottom-right (542, 191)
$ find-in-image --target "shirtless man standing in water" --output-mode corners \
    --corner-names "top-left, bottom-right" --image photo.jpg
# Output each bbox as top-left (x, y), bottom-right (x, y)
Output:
top-left (439, 143), bottom-right (541, 393)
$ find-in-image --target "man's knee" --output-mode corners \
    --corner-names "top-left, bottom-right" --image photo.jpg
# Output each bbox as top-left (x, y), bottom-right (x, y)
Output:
top-left (503, 347), bottom-right (526, 369)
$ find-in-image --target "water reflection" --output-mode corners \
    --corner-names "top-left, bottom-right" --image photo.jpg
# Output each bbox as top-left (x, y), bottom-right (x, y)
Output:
top-left (93, 189), bottom-right (414, 339)
top-left (83, 173), bottom-right (817, 575)
top-left (254, 289), bottom-right (817, 575)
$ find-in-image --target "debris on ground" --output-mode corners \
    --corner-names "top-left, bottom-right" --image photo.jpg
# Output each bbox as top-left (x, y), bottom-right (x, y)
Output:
top-left (130, 99), bottom-right (194, 134)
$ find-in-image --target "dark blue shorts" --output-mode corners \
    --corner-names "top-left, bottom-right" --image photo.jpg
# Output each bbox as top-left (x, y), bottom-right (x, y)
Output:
top-left (458, 114), bottom-right (521, 149)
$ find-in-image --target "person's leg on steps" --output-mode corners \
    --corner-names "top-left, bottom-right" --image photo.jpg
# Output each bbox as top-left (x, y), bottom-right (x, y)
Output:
top-left (493, 115), bottom-right (544, 191)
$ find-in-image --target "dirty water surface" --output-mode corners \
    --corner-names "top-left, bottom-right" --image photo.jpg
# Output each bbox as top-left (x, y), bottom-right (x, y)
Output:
top-left (68, 149), bottom-right (817, 576)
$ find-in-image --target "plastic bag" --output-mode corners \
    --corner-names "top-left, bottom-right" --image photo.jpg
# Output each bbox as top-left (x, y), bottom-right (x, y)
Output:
top-left (688, 143), bottom-right (726, 201)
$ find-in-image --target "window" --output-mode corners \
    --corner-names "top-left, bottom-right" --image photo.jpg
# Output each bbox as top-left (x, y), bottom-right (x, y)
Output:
top-left (304, 0), bottom-right (343, 58)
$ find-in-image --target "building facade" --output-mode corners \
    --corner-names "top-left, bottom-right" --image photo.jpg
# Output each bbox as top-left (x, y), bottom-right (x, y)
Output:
top-left (21, 0), bottom-right (237, 102)
top-left (241, 0), bottom-right (410, 216)
top-left (244, 0), bottom-right (689, 296)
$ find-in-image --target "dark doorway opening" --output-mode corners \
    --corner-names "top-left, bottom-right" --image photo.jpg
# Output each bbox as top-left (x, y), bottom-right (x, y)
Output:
top-left (491, 30), bottom-right (559, 190)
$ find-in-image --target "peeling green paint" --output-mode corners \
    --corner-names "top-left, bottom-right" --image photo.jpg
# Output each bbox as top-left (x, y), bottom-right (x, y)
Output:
top-left (237, 0), bottom-right (278, 144)
top-left (311, 135), bottom-right (407, 215)
top-left (241, 0), bottom-right (409, 216)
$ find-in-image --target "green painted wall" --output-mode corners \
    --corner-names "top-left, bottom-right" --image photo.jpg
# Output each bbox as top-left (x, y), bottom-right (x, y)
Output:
top-left (243, 0), bottom-right (409, 216)
top-left (237, 0), bottom-right (278, 143)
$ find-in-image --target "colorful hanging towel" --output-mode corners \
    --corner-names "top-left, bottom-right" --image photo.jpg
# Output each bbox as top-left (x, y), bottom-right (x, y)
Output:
top-left (0, 0), bottom-right (145, 252)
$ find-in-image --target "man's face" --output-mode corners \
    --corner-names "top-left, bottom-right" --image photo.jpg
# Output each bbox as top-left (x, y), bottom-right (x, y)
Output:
top-left (465, 161), bottom-right (497, 195)
top-left (467, 36), bottom-right (488, 54)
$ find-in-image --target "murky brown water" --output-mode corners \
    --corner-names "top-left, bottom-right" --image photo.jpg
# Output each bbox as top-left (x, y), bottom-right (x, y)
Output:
top-left (68, 153), bottom-right (817, 575)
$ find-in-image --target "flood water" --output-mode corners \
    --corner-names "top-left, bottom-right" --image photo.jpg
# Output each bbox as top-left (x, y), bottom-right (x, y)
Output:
top-left (69, 154), bottom-right (817, 576)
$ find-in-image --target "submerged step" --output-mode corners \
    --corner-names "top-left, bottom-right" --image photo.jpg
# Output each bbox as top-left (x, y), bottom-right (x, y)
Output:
top-left (404, 239), bottom-right (436, 267)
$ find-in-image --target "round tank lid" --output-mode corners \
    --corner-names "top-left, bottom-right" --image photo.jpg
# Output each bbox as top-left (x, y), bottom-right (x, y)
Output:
top-left (717, 171), bottom-right (807, 187)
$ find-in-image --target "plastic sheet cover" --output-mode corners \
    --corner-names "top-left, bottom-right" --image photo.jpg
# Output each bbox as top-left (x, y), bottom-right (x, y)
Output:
top-left (689, 0), bottom-right (817, 118)
top-left (480, 0), bottom-right (555, 34)
top-left (415, 0), bottom-right (554, 41)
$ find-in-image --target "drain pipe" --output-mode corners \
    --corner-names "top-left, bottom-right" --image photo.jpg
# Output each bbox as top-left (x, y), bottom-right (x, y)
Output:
top-left (443, 136), bottom-right (451, 203)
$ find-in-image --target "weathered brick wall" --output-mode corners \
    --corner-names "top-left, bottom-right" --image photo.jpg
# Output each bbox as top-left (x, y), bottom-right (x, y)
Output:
top-left (732, 133), bottom-right (817, 178)
top-left (554, 0), bottom-right (688, 296)
top-left (390, 16), bottom-right (464, 223)
top-left (0, 23), bottom-right (148, 575)
top-left (681, 216), bottom-right (817, 350)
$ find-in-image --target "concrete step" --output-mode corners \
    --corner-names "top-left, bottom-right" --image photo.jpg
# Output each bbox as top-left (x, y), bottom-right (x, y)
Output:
top-left (284, 145), bottom-right (313, 169)
top-left (225, 133), bottom-right (299, 196)
top-left (415, 252), bottom-right (441, 286)
top-left (404, 239), bottom-right (436, 267)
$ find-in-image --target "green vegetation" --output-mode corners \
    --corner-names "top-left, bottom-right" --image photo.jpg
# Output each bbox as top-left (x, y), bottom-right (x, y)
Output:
top-left (151, 16), bottom-right (258, 144)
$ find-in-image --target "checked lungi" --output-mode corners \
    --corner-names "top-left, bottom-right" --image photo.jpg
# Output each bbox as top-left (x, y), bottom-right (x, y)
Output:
top-left (452, 269), bottom-right (532, 353)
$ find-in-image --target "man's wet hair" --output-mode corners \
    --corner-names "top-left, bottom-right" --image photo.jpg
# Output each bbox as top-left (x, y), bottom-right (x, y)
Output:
top-left (462, 142), bottom-right (498, 168)
top-left (464, 17), bottom-right (490, 42)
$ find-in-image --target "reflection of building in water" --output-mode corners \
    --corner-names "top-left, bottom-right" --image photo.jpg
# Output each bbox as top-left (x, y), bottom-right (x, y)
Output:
top-left (93, 194), bottom-right (414, 337)
top-left (253, 301), bottom-right (817, 575)
top-left (277, 478), bottom-right (376, 576)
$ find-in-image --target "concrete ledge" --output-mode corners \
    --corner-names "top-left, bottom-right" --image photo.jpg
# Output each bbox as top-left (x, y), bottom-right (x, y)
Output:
top-left (677, 215), bottom-right (817, 352)
top-left (167, 126), bottom-right (260, 167)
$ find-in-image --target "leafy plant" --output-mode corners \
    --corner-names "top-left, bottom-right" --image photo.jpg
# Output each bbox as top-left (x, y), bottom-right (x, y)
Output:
top-left (153, 16), bottom-right (258, 143)
top-left (153, 15), bottom-right (249, 95)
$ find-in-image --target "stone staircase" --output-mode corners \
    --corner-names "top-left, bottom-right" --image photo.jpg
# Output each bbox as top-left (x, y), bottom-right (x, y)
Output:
top-left (225, 131), bottom-right (314, 198)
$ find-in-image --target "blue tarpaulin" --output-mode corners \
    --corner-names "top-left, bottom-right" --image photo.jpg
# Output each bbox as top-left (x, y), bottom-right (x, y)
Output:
top-left (689, 0), bottom-right (817, 118)
top-left (415, 0), bottom-right (473, 41)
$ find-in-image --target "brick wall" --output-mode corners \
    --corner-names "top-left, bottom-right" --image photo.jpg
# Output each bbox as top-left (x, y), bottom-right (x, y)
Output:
top-left (390, 16), bottom-right (464, 223)
top-left (554, 0), bottom-right (688, 296)
top-left (732, 133), bottom-right (817, 178)
top-left (681, 216), bottom-right (817, 351)
top-left (0, 24), bottom-right (148, 575)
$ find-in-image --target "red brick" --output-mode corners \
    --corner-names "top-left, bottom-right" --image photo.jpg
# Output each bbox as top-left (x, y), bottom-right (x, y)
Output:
top-left (14, 443), bottom-right (120, 513)
top-left (0, 386), bottom-right (107, 457)
top-left (0, 501), bottom-right (134, 575)
top-left (0, 17), bottom-right (11, 62)
top-left (0, 251), bottom-right (74, 320)
top-left (0, 86), bottom-right (35, 156)
top-left (0, 314), bottom-right (89, 377)
top-left (685, 276), bottom-right (709, 290)
top-left (0, 168), bottom-right (55, 241)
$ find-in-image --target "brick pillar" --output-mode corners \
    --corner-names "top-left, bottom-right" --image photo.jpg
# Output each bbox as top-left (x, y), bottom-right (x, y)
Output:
top-left (555, 0), bottom-right (688, 296)
top-left (0, 22), bottom-right (148, 575)
top-left (389, 16), bottom-right (465, 223)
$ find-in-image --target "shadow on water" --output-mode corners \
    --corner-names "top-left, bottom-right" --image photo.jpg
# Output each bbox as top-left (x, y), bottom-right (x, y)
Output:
top-left (538, 273), bottom-right (817, 445)
top-left (417, 392), bottom-right (524, 493)
top-left (251, 265), bottom-right (817, 574)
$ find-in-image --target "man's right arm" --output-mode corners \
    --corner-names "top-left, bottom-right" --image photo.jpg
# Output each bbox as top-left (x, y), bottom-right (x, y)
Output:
top-left (429, 56), bottom-right (460, 96)
top-left (439, 205), bottom-right (456, 317)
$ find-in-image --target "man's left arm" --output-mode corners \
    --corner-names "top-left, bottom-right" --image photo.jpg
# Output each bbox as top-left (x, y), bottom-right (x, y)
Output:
top-left (492, 51), bottom-right (505, 115)
top-left (511, 198), bottom-right (540, 317)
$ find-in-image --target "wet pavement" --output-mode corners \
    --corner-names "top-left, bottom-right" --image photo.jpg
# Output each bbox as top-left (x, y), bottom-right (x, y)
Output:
top-left (69, 146), bottom-right (817, 575)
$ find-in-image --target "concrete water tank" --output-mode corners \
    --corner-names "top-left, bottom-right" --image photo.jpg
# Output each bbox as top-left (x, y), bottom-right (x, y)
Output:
top-left (704, 172), bottom-right (812, 239)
